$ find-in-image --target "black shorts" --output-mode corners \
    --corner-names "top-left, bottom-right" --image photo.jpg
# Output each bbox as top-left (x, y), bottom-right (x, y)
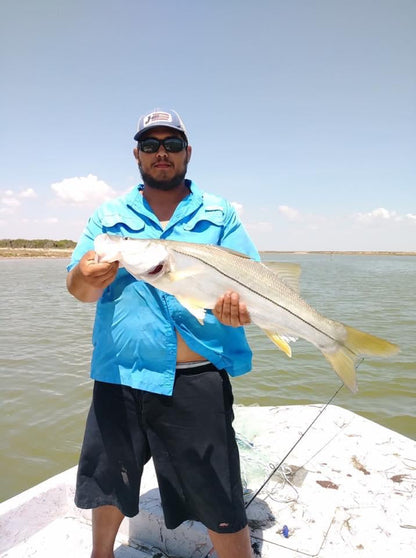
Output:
top-left (75, 364), bottom-right (247, 533)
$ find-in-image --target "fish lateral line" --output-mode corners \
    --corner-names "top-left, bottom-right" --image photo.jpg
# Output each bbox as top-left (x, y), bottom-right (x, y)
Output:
top-left (170, 244), bottom-right (387, 362)
top-left (170, 246), bottom-right (326, 334)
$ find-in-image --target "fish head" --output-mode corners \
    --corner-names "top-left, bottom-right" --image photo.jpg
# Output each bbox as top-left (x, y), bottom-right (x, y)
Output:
top-left (94, 234), bottom-right (170, 280)
top-left (120, 238), bottom-right (170, 280)
top-left (94, 234), bottom-right (124, 262)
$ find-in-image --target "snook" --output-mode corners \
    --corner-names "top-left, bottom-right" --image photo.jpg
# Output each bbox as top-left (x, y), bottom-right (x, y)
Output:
top-left (94, 234), bottom-right (399, 393)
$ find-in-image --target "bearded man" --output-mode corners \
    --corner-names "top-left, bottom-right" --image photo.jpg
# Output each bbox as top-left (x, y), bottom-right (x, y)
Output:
top-left (67, 109), bottom-right (258, 558)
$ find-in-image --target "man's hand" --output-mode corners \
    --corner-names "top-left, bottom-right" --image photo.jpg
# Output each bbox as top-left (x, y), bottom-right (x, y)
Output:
top-left (213, 291), bottom-right (251, 327)
top-left (67, 250), bottom-right (119, 302)
top-left (78, 251), bottom-right (119, 289)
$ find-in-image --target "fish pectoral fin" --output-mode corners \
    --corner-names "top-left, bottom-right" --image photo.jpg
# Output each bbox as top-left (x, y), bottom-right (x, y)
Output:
top-left (263, 330), bottom-right (294, 357)
top-left (168, 266), bottom-right (205, 282)
top-left (176, 296), bottom-right (207, 324)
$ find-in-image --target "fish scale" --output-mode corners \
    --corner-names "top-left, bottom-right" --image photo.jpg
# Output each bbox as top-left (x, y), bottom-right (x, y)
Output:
top-left (164, 241), bottom-right (346, 341)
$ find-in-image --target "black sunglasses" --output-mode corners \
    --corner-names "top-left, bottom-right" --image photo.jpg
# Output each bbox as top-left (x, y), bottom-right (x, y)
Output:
top-left (138, 137), bottom-right (187, 154)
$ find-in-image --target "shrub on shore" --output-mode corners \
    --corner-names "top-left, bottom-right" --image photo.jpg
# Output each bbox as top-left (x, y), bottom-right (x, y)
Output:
top-left (0, 239), bottom-right (76, 249)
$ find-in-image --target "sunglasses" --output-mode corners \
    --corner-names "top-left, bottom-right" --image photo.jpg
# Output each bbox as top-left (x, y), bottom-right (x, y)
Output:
top-left (138, 137), bottom-right (187, 154)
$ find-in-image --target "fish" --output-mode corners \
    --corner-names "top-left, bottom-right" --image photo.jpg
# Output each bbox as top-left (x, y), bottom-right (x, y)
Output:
top-left (94, 233), bottom-right (399, 393)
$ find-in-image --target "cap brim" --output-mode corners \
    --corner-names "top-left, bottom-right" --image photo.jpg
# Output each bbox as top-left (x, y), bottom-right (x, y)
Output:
top-left (134, 123), bottom-right (186, 142)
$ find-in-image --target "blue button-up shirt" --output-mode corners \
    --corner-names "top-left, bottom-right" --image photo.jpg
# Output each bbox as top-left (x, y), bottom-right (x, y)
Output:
top-left (68, 180), bottom-right (260, 395)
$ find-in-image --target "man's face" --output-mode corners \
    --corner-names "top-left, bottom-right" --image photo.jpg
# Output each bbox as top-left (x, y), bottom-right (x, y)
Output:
top-left (133, 127), bottom-right (192, 191)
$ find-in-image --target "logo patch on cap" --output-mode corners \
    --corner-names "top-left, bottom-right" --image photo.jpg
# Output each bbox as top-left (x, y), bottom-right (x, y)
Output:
top-left (144, 111), bottom-right (173, 126)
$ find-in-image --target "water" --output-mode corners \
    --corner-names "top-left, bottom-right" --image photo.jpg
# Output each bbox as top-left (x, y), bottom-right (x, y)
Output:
top-left (1, 255), bottom-right (415, 502)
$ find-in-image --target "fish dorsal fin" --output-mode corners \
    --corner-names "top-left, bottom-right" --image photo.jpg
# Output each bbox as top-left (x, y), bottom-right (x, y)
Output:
top-left (263, 262), bottom-right (301, 293)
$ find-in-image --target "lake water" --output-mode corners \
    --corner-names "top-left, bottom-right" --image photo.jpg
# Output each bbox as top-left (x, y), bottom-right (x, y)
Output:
top-left (0, 254), bottom-right (415, 502)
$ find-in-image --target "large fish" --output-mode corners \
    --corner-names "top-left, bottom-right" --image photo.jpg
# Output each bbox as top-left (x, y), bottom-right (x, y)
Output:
top-left (94, 234), bottom-right (399, 392)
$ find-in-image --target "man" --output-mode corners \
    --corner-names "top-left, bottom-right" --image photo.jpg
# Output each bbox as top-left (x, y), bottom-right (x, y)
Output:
top-left (67, 109), bottom-right (258, 558)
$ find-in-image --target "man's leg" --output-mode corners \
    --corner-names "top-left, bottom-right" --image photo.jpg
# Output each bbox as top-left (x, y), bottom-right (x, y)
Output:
top-left (208, 525), bottom-right (253, 558)
top-left (91, 505), bottom-right (125, 558)
top-left (76, 383), bottom-right (150, 557)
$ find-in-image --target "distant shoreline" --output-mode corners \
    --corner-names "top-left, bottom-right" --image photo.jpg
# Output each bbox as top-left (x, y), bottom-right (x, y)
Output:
top-left (261, 250), bottom-right (416, 256)
top-left (0, 247), bottom-right (414, 258)
top-left (0, 248), bottom-right (73, 258)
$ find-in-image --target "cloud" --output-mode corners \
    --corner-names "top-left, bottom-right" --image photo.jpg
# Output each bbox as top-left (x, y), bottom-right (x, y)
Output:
top-left (0, 188), bottom-right (37, 215)
top-left (51, 174), bottom-right (116, 205)
top-left (354, 207), bottom-right (402, 223)
top-left (246, 221), bottom-right (273, 233)
top-left (278, 205), bottom-right (301, 221)
top-left (1, 196), bottom-right (20, 208)
top-left (1, 191), bottom-right (21, 214)
top-left (353, 208), bottom-right (416, 224)
top-left (19, 188), bottom-right (37, 198)
top-left (231, 201), bottom-right (244, 216)
top-left (0, 207), bottom-right (14, 215)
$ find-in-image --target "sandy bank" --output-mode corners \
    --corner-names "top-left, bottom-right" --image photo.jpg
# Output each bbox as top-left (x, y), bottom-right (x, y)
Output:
top-left (0, 247), bottom-right (73, 258)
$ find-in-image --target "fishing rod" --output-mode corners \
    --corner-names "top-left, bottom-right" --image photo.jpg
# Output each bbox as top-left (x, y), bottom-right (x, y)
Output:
top-left (203, 381), bottom-right (344, 558)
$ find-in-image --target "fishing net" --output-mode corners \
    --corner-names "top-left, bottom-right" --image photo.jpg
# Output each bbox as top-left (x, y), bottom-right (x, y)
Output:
top-left (236, 430), bottom-right (299, 505)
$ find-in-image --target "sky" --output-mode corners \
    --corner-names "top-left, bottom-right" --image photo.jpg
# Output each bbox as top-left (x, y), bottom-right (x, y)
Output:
top-left (1, 0), bottom-right (415, 251)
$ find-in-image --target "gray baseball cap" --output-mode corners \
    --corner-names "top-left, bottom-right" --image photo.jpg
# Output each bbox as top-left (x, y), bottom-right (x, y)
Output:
top-left (134, 109), bottom-right (188, 141)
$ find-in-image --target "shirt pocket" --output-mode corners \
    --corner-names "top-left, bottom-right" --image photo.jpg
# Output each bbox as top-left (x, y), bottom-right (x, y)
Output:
top-left (182, 208), bottom-right (225, 242)
top-left (101, 214), bottom-right (145, 236)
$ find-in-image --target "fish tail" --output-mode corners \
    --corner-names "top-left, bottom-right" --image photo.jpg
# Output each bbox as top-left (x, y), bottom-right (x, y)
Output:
top-left (323, 325), bottom-right (399, 394)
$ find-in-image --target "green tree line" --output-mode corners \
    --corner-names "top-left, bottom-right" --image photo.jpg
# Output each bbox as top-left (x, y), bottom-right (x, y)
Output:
top-left (0, 239), bottom-right (76, 249)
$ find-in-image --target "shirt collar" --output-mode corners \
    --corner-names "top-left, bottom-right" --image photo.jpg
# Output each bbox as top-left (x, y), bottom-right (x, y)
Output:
top-left (126, 179), bottom-right (203, 218)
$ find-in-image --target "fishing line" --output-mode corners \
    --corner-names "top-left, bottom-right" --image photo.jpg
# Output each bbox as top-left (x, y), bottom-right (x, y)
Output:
top-left (244, 382), bottom-right (344, 509)
top-left (202, 382), bottom-right (344, 557)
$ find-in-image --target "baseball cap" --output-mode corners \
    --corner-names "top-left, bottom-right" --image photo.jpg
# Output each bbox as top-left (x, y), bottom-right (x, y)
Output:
top-left (134, 109), bottom-right (188, 142)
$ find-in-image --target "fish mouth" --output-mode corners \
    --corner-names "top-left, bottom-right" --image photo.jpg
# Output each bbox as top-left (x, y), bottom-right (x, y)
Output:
top-left (146, 262), bottom-right (165, 278)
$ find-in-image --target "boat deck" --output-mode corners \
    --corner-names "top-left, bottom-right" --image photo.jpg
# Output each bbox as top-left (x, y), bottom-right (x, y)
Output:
top-left (1, 404), bottom-right (415, 557)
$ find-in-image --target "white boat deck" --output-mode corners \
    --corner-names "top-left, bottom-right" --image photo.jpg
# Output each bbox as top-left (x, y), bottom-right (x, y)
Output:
top-left (1, 405), bottom-right (415, 557)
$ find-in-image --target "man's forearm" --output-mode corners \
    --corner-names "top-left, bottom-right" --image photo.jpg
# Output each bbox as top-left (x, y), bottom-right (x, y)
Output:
top-left (66, 265), bottom-right (104, 302)
top-left (66, 251), bottom-right (119, 302)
